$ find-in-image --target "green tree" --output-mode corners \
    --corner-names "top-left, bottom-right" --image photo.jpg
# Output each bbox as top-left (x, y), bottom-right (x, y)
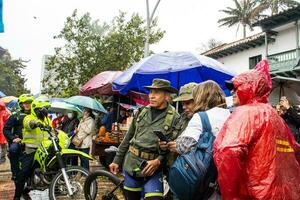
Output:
top-left (218, 0), bottom-right (265, 38)
top-left (0, 50), bottom-right (30, 96)
top-left (257, 0), bottom-right (299, 15)
top-left (42, 10), bottom-right (165, 97)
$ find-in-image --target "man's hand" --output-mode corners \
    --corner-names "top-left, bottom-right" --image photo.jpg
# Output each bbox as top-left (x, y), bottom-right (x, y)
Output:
top-left (109, 163), bottom-right (119, 175)
top-left (280, 96), bottom-right (290, 110)
top-left (30, 120), bottom-right (43, 129)
top-left (12, 138), bottom-right (21, 143)
top-left (158, 139), bottom-right (168, 151)
top-left (168, 141), bottom-right (178, 153)
top-left (142, 159), bottom-right (160, 176)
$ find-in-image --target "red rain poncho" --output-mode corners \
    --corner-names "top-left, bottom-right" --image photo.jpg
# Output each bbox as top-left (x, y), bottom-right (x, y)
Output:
top-left (0, 101), bottom-right (10, 144)
top-left (214, 60), bottom-right (300, 200)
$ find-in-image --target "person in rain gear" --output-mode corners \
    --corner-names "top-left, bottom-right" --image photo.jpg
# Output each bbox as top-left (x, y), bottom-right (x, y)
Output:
top-left (109, 78), bottom-right (180, 200)
top-left (0, 100), bottom-right (10, 163)
top-left (214, 60), bottom-right (300, 200)
top-left (14, 99), bottom-right (52, 200)
top-left (3, 94), bottom-right (34, 179)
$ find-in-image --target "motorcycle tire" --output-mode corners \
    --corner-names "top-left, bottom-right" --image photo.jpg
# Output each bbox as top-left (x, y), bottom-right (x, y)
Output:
top-left (84, 169), bottom-right (125, 200)
top-left (49, 166), bottom-right (97, 200)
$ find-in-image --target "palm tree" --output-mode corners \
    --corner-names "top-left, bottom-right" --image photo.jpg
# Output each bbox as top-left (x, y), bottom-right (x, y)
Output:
top-left (218, 0), bottom-right (264, 38)
top-left (257, 0), bottom-right (299, 15)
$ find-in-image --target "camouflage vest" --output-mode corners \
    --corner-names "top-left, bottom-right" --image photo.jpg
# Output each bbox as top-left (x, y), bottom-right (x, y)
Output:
top-left (136, 105), bottom-right (177, 134)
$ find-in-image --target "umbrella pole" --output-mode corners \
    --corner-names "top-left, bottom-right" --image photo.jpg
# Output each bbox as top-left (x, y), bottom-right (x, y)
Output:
top-left (279, 82), bottom-right (283, 101)
top-left (117, 95), bottom-right (120, 122)
top-left (117, 95), bottom-right (121, 143)
top-left (176, 71), bottom-right (180, 112)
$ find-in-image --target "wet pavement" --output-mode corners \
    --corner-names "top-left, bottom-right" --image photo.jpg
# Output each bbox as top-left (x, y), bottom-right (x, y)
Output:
top-left (0, 156), bottom-right (101, 200)
top-left (0, 158), bottom-right (14, 199)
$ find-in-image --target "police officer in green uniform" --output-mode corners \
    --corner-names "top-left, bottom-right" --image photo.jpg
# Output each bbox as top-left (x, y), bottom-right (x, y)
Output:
top-left (109, 79), bottom-right (180, 200)
top-left (159, 82), bottom-right (197, 200)
top-left (14, 99), bottom-right (52, 200)
top-left (4, 94), bottom-right (34, 180)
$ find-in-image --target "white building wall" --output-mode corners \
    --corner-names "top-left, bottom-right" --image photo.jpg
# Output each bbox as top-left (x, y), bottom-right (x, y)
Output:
top-left (217, 45), bottom-right (266, 74)
top-left (215, 22), bottom-right (298, 74)
top-left (40, 55), bottom-right (57, 93)
top-left (268, 26), bottom-right (297, 55)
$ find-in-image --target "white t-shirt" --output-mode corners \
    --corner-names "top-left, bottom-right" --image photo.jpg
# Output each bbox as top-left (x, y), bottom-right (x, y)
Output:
top-left (179, 107), bottom-right (231, 142)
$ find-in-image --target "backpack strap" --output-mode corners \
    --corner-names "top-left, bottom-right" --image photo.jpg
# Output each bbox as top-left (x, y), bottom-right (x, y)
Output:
top-left (198, 112), bottom-right (212, 134)
top-left (197, 112), bottom-right (218, 198)
top-left (163, 106), bottom-right (176, 132)
top-left (133, 106), bottom-right (149, 137)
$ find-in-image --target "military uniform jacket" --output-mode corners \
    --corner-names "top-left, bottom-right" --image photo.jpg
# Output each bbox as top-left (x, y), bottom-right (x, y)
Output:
top-left (166, 112), bottom-right (191, 167)
top-left (113, 104), bottom-right (180, 177)
top-left (174, 112), bottom-right (190, 138)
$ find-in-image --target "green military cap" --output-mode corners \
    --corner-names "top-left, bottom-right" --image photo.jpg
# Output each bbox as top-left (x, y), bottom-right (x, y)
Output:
top-left (145, 78), bottom-right (178, 94)
top-left (173, 82), bottom-right (198, 102)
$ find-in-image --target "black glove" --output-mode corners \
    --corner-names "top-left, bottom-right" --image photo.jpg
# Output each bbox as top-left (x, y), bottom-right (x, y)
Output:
top-left (29, 120), bottom-right (43, 129)
top-left (44, 125), bottom-right (52, 132)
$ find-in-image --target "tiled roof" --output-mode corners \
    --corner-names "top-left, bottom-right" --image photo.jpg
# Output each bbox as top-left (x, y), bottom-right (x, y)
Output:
top-left (252, 5), bottom-right (300, 29)
top-left (202, 32), bottom-right (275, 59)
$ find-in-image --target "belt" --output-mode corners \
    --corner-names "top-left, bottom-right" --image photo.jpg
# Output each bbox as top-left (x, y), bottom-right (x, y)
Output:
top-left (129, 146), bottom-right (158, 160)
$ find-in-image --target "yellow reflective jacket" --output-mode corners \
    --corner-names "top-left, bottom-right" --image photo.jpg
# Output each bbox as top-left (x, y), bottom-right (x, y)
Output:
top-left (22, 114), bottom-right (52, 149)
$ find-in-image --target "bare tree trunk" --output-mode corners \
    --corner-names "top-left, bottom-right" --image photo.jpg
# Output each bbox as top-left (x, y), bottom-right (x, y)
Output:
top-left (243, 24), bottom-right (246, 38)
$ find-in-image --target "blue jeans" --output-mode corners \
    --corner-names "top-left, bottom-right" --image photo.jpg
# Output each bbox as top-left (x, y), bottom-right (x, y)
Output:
top-left (9, 143), bottom-right (22, 176)
top-left (77, 148), bottom-right (90, 170)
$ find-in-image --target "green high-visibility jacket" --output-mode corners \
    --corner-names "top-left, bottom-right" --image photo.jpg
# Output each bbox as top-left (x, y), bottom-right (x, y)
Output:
top-left (22, 114), bottom-right (52, 151)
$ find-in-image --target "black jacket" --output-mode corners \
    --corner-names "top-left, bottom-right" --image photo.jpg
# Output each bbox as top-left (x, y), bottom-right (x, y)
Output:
top-left (283, 107), bottom-right (300, 143)
top-left (62, 118), bottom-right (79, 135)
top-left (3, 110), bottom-right (27, 143)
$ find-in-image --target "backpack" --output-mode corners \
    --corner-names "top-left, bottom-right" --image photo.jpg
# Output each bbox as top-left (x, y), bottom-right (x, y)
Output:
top-left (168, 112), bottom-right (217, 200)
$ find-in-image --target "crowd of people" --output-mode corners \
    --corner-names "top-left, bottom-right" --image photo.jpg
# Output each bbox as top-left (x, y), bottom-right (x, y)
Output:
top-left (0, 60), bottom-right (300, 200)
top-left (0, 92), bottom-right (135, 199)
top-left (109, 61), bottom-right (300, 200)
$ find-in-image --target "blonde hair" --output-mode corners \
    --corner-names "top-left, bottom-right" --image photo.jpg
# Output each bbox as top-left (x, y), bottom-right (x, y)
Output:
top-left (192, 80), bottom-right (226, 112)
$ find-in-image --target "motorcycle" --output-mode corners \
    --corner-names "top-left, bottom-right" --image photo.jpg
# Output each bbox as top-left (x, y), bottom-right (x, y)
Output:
top-left (24, 125), bottom-right (97, 200)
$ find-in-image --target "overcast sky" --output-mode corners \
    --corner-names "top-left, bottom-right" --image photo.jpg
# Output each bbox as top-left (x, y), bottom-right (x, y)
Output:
top-left (0, 0), bottom-right (260, 94)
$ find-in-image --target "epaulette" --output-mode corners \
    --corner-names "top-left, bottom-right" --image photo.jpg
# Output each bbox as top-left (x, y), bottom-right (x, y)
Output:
top-left (136, 106), bottom-right (150, 122)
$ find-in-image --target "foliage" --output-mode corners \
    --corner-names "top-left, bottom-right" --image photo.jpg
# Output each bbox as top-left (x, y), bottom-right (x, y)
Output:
top-left (42, 10), bottom-right (165, 97)
top-left (218, 0), bottom-right (300, 38)
top-left (0, 51), bottom-right (30, 96)
top-left (218, 0), bottom-right (264, 38)
top-left (257, 0), bottom-right (299, 15)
